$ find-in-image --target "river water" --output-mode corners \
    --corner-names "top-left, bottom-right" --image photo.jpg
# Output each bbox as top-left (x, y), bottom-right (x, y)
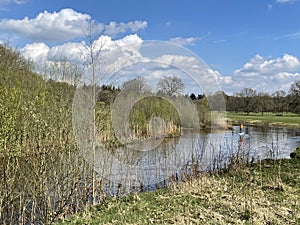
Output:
top-left (98, 125), bottom-right (300, 194)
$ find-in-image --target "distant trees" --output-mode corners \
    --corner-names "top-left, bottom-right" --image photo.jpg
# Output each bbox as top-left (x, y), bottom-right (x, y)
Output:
top-left (190, 93), bottom-right (197, 100)
top-left (256, 92), bottom-right (273, 116)
top-left (224, 80), bottom-right (300, 114)
top-left (104, 79), bottom-right (300, 114)
top-left (289, 80), bottom-right (300, 113)
top-left (121, 76), bottom-right (150, 93)
top-left (189, 93), bottom-right (205, 100)
top-left (188, 80), bottom-right (300, 116)
top-left (97, 85), bottom-right (120, 104)
top-left (272, 90), bottom-right (287, 114)
top-left (157, 76), bottom-right (184, 96)
top-left (236, 88), bottom-right (257, 115)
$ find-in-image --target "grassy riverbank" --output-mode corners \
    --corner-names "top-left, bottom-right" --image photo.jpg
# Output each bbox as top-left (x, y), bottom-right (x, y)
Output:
top-left (54, 157), bottom-right (300, 225)
top-left (227, 112), bottom-right (300, 128)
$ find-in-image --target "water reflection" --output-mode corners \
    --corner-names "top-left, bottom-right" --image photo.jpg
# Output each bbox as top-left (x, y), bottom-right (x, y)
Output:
top-left (99, 126), bottom-right (300, 194)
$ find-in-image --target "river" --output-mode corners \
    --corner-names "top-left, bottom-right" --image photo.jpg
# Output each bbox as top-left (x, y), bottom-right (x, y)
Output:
top-left (97, 125), bottom-right (300, 195)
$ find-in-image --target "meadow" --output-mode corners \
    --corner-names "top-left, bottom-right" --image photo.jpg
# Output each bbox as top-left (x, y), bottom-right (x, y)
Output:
top-left (227, 112), bottom-right (300, 128)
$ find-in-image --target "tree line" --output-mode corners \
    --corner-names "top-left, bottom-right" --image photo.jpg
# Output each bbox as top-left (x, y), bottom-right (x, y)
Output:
top-left (188, 82), bottom-right (300, 115)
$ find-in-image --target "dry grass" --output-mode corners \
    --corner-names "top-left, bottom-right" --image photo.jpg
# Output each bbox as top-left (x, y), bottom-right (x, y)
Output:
top-left (54, 158), bottom-right (300, 225)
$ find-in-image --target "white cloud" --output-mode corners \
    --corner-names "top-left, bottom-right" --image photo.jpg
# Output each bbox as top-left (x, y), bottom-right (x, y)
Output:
top-left (20, 42), bottom-right (49, 61)
top-left (48, 42), bottom-right (86, 62)
top-left (235, 54), bottom-right (300, 76)
top-left (153, 54), bottom-right (224, 94)
top-left (21, 33), bottom-right (299, 96)
top-left (104, 21), bottom-right (147, 37)
top-left (0, 8), bottom-right (147, 42)
top-left (0, 8), bottom-right (93, 41)
top-left (20, 36), bottom-right (224, 95)
top-left (276, 0), bottom-right (295, 3)
top-left (169, 36), bottom-right (202, 46)
top-left (0, 0), bottom-right (26, 10)
top-left (21, 34), bottom-right (145, 80)
top-left (0, 0), bottom-right (25, 6)
top-left (225, 54), bottom-right (300, 94)
top-left (281, 31), bottom-right (300, 40)
top-left (275, 71), bottom-right (300, 79)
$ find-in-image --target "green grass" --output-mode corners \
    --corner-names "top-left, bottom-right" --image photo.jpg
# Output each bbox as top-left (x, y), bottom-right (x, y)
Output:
top-left (54, 158), bottom-right (300, 225)
top-left (227, 112), bottom-right (300, 128)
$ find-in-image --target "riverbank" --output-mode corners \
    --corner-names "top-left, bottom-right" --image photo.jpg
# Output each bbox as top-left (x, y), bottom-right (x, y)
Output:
top-left (226, 112), bottom-right (300, 128)
top-left (54, 156), bottom-right (300, 224)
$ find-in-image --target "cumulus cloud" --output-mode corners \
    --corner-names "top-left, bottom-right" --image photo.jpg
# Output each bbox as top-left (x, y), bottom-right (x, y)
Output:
top-left (0, 8), bottom-right (93, 41)
top-left (275, 71), bottom-right (300, 79)
top-left (20, 36), bottom-right (225, 95)
top-left (227, 54), bottom-right (300, 94)
top-left (0, 8), bottom-right (147, 42)
top-left (21, 34), bottom-right (145, 80)
top-left (21, 34), bottom-right (144, 63)
top-left (153, 54), bottom-right (224, 94)
top-left (235, 54), bottom-right (300, 76)
top-left (47, 42), bottom-right (86, 62)
top-left (20, 42), bottom-right (49, 61)
top-left (169, 36), bottom-right (202, 46)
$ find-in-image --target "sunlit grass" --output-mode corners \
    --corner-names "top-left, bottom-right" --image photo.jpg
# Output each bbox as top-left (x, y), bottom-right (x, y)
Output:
top-left (227, 111), bottom-right (300, 128)
top-left (54, 158), bottom-right (300, 225)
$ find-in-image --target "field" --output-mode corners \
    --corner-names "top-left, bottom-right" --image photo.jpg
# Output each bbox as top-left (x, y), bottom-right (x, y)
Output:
top-left (226, 112), bottom-right (300, 128)
top-left (54, 158), bottom-right (300, 225)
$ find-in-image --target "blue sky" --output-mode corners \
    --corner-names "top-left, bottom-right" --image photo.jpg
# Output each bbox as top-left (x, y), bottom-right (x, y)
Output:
top-left (0, 0), bottom-right (300, 95)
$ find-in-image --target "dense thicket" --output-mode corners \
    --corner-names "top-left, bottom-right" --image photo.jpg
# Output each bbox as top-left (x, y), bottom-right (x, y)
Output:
top-left (0, 45), bottom-right (94, 224)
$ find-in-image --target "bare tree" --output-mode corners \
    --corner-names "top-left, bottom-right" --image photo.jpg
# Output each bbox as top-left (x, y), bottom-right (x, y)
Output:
top-left (272, 90), bottom-right (286, 114)
top-left (157, 76), bottom-right (184, 96)
top-left (256, 92), bottom-right (272, 115)
top-left (121, 76), bottom-right (150, 93)
top-left (237, 88), bottom-right (257, 115)
top-left (43, 57), bottom-right (83, 86)
top-left (289, 80), bottom-right (300, 113)
top-left (290, 80), bottom-right (300, 96)
top-left (81, 21), bottom-right (106, 206)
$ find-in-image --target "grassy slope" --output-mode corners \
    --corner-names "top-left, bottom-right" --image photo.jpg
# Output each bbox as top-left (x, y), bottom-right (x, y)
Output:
top-left (226, 112), bottom-right (300, 128)
top-left (54, 158), bottom-right (300, 225)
